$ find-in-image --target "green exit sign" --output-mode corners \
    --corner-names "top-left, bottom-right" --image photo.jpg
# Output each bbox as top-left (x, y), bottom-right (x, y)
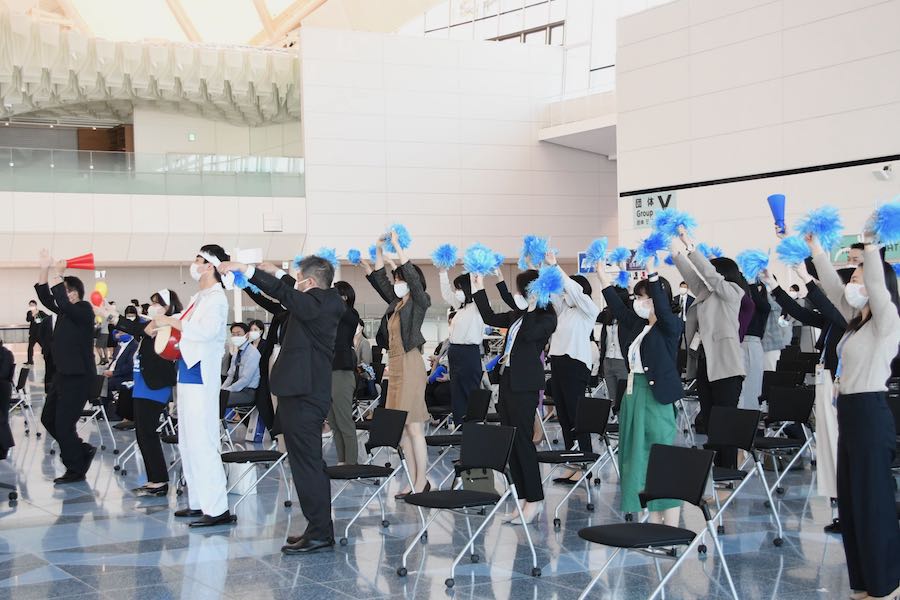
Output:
top-left (188, 133), bottom-right (196, 142)
top-left (832, 234), bottom-right (900, 263)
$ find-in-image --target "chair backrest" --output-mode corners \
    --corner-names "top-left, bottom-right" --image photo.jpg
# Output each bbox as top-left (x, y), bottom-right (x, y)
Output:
top-left (780, 345), bottom-right (800, 360)
top-left (365, 407), bottom-right (408, 453)
top-left (767, 386), bottom-right (815, 423)
top-left (614, 380), bottom-right (626, 413)
top-left (776, 359), bottom-right (813, 375)
top-left (15, 367), bottom-right (29, 392)
top-left (458, 423), bottom-right (516, 474)
top-left (706, 407), bottom-right (761, 452)
top-left (760, 370), bottom-right (803, 403)
top-left (464, 388), bottom-right (492, 423)
top-left (641, 444), bottom-right (715, 508)
top-left (373, 362), bottom-right (386, 382)
top-left (574, 397), bottom-right (612, 435)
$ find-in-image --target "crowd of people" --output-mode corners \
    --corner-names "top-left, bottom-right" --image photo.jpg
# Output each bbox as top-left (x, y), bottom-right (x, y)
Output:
top-left (9, 207), bottom-right (899, 599)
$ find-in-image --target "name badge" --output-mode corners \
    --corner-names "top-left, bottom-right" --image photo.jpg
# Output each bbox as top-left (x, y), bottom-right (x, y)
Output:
top-left (814, 364), bottom-right (825, 385)
top-left (626, 371), bottom-right (634, 396)
top-left (689, 333), bottom-right (701, 351)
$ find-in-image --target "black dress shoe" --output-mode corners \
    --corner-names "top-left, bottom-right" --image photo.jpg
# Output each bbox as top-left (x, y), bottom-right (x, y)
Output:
top-left (824, 518), bottom-right (841, 534)
top-left (113, 421), bottom-right (135, 431)
top-left (552, 475), bottom-right (580, 485)
top-left (82, 445), bottom-right (97, 474)
top-left (281, 537), bottom-right (334, 554)
top-left (189, 511), bottom-right (236, 527)
top-left (54, 471), bottom-right (86, 484)
top-left (133, 484), bottom-right (169, 497)
top-left (174, 508), bottom-right (203, 518)
top-left (286, 534), bottom-right (304, 545)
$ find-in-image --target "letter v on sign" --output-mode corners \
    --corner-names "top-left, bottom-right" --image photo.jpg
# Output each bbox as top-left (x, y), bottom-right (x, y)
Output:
top-left (658, 194), bottom-right (673, 209)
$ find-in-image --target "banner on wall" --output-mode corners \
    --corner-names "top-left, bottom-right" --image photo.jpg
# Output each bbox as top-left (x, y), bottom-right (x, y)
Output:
top-left (630, 191), bottom-right (678, 228)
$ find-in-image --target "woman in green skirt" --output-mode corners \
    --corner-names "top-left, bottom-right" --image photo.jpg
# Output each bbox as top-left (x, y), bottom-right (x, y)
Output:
top-left (594, 267), bottom-right (684, 524)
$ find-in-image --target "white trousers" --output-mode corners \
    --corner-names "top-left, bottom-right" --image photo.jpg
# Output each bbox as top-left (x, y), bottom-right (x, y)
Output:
top-left (739, 336), bottom-right (764, 410)
top-left (178, 357), bottom-right (229, 516)
top-left (814, 371), bottom-right (839, 499)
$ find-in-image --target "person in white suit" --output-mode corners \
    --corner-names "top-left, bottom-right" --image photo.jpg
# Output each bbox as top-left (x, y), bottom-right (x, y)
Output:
top-left (153, 244), bottom-right (232, 527)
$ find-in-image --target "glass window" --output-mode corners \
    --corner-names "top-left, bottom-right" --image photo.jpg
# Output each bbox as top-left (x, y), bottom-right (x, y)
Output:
top-left (549, 24), bottom-right (564, 45)
top-left (474, 15), bottom-right (500, 39)
top-left (450, 0), bottom-right (476, 25)
top-left (499, 33), bottom-right (522, 42)
top-left (524, 29), bottom-right (546, 45)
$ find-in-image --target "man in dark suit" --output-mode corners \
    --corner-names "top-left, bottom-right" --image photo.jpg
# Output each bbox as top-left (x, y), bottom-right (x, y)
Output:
top-left (25, 300), bottom-right (49, 366)
top-left (102, 329), bottom-right (138, 421)
top-left (35, 249), bottom-right (97, 484)
top-left (220, 256), bottom-right (345, 554)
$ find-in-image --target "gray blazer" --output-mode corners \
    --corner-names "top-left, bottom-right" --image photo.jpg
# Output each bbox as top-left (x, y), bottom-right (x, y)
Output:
top-left (368, 262), bottom-right (431, 353)
top-left (674, 250), bottom-right (746, 382)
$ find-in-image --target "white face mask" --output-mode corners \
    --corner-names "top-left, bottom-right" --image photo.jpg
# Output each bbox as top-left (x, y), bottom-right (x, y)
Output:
top-left (513, 294), bottom-right (529, 310)
top-left (147, 305), bottom-right (164, 318)
top-left (454, 289), bottom-right (466, 304)
top-left (633, 298), bottom-right (652, 320)
top-left (189, 263), bottom-right (203, 282)
top-left (394, 282), bottom-right (409, 298)
top-left (231, 335), bottom-right (246, 347)
top-left (844, 283), bottom-right (868, 309)
top-left (248, 330), bottom-right (262, 341)
top-left (679, 288), bottom-right (688, 296)
top-left (126, 315), bottom-right (137, 321)
top-left (787, 291), bottom-right (799, 299)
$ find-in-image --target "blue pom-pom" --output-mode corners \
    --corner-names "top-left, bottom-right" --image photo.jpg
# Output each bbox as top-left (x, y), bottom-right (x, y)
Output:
top-left (291, 254), bottom-right (304, 270)
top-left (652, 209), bottom-right (698, 239)
top-left (464, 243), bottom-right (499, 275)
top-left (634, 232), bottom-right (668, 267)
top-left (368, 245), bottom-right (377, 262)
top-left (492, 252), bottom-right (505, 270)
top-left (735, 249), bottom-right (769, 282)
top-left (709, 246), bottom-right (724, 258)
top-left (872, 200), bottom-right (900, 245)
top-left (527, 265), bottom-right (565, 308)
top-left (776, 235), bottom-right (810, 266)
top-left (696, 243), bottom-right (724, 259)
top-left (517, 235), bottom-right (550, 270)
top-left (347, 249), bottom-right (361, 265)
top-left (232, 270), bottom-right (261, 294)
top-left (615, 270), bottom-right (630, 288)
top-left (431, 244), bottom-right (458, 270)
top-left (608, 246), bottom-right (631, 265)
top-left (796, 206), bottom-right (842, 250)
top-left (664, 254), bottom-right (674, 266)
top-left (315, 247), bottom-right (339, 269)
top-left (893, 263), bottom-right (900, 278)
top-left (585, 238), bottom-right (609, 265)
top-left (383, 223), bottom-right (412, 253)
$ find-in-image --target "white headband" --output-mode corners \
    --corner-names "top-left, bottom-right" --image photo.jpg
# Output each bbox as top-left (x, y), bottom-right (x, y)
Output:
top-left (199, 251), bottom-right (234, 290)
top-left (156, 288), bottom-right (171, 306)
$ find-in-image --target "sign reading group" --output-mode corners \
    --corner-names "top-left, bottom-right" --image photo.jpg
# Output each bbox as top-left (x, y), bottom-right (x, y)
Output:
top-left (630, 191), bottom-right (677, 228)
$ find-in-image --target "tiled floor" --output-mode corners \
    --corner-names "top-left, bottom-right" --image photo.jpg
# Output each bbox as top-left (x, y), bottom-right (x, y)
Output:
top-left (0, 353), bottom-right (857, 599)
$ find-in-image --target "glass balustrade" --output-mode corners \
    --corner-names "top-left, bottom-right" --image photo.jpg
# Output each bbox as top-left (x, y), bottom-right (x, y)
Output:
top-left (0, 147), bottom-right (304, 197)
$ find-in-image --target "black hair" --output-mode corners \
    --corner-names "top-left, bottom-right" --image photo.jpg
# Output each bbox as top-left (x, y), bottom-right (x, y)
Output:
top-left (199, 244), bottom-right (230, 284)
top-left (230, 322), bottom-right (249, 334)
top-left (28, 299), bottom-right (36, 305)
top-left (297, 256), bottom-right (335, 289)
top-left (515, 270), bottom-right (539, 297)
top-left (123, 305), bottom-right (138, 317)
top-left (63, 276), bottom-right (85, 300)
top-left (130, 298), bottom-right (139, 306)
top-left (394, 263), bottom-right (427, 292)
top-left (150, 290), bottom-right (183, 316)
top-left (334, 280), bottom-right (356, 308)
top-left (140, 303), bottom-right (150, 315)
top-left (847, 261), bottom-right (900, 332)
top-left (850, 242), bottom-right (887, 260)
top-left (448, 309), bottom-right (457, 322)
top-left (249, 319), bottom-right (266, 333)
top-left (453, 273), bottom-right (472, 303)
top-left (633, 276), bottom-right (675, 314)
top-left (571, 274), bottom-right (592, 297)
top-left (679, 281), bottom-right (687, 287)
top-left (710, 257), bottom-right (750, 295)
top-left (789, 284), bottom-right (800, 292)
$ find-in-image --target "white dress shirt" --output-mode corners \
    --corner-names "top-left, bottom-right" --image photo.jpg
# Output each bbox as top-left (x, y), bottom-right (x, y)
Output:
top-left (628, 325), bottom-right (653, 374)
top-left (549, 268), bottom-right (601, 369)
top-left (439, 271), bottom-right (485, 346)
top-left (178, 285), bottom-right (229, 369)
top-left (605, 323), bottom-right (623, 360)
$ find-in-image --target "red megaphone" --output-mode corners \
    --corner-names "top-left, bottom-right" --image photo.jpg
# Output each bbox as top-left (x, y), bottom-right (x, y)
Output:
top-left (65, 253), bottom-right (95, 270)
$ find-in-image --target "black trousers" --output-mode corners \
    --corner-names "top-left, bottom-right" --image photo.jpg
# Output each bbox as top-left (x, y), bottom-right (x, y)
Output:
top-left (497, 369), bottom-right (543, 502)
top-left (550, 355), bottom-right (591, 453)
top-left (41, 373), bottom-right (91, 474)
top-left (447, 344), bottom-right (483, 424)
top-left (27, 337), bottom-right (40, 364)
top-left (695, 350), bottom-right (742, 468)
top-left (133, 397), bottom-right (169, 484)
top-left (42, 352), bottom-right (55, 396)
top-left (836, 392), bottom-right (900, 596)
top-left (278, 393), bottom-right (333, 539)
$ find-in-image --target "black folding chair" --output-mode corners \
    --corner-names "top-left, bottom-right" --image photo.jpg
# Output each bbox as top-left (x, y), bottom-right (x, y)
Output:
top-left (396, 424), bottom-right (540, 588)
top-left (535, 397), bottom-right (617, 528)
top-left (424, 389), bottom-right (492, 474)
top-left (705, 406), bottom-right (783, 545)
top-left (577, 445), bottom-right (738, 600)
top-left (9, 367), bottom-right (39, 437)
top-left (50, 374), bottom-right (116, 454)
top-left (325, 408), bottom-right (422, 544)
top-left (759, 371), bottom-right (803, 406)
top-left (754, 386), bottom-right (816, 498)
top-left (221, 442), bottom-right (292, 511)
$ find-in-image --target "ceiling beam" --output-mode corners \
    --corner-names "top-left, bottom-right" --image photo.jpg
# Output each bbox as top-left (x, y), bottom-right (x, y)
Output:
top-left (165, 0), bottom-right (202, 43)
top-left (55, 0), bottom-right (93, 36)
top-left (249, 0), bottom-right (328, 46)
top-left (253, 0), bottom-right (276, 44)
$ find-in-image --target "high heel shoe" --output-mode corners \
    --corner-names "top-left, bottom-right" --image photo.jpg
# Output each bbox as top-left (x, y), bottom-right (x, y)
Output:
top-left (506, 502), bottom-right (543, 525)
top-left (395, 481), bottom-right (431, 500)
top-left (133, 484), bottom-right (169, 497)
top-left (849, 593), bottom-right (868, 600)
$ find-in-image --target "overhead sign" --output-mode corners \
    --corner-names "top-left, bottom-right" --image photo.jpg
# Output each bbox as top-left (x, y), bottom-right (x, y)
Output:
top-left (577, 252), bottom-right (595, 274)
top-left (630, 191), bottom-right (677, 228)
top-left (832, 234), bottom-right (900, 263)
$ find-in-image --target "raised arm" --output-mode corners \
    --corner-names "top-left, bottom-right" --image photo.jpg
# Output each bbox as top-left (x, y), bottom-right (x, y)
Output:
top-left (601, 286), bottom-right (641, 328)
top-left (804, 283), bottom-right (847, 329)
top-left (244, 281), bottom-right (287, 315)
top-left (247, 267), bottom-right (327, 321)
top-left (112, 315), bottom-right (152, 339)
top-left (495, 279), bottom-right (518, 310)
top-left (439, 270), bottom-right (461, 309)
top-left (35, 283), bottom-right (59, 315)
top-left (862, 244), bottom-right (900, 334)
top-left (367, 267), bottom-right (395, 305)
top-left (672, 252), bottom-right (709, 302)
top-left (687, 250), bottom-right (744, 303)
top-left (399, 261), bottom-right (431, 310)
top-left (749, 282), bottom-right (772, 320)
top-left (471, 275), bottom-right (515, 329)
top-left (50, 283), bottom-right (93, 325)
top-left (648, 274), bottom-right (681, 337)
top-left (807, 234), bottom-right (852, 320)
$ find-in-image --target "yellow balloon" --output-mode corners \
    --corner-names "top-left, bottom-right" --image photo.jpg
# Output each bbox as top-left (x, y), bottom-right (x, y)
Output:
top-left (95, 281), bottom-right (108, 298)
top-left (95, 315), bottom-right (103, 324)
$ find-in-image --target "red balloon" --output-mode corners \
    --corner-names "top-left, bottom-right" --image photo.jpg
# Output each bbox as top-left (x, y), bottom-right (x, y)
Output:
top-left (90, 291), bottom-right (103, 307)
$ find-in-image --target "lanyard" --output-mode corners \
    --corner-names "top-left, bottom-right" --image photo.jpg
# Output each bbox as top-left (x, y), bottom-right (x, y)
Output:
top-left (819, 326), bottom-right (830, 365)
top-left (834, 331), bottom-right (854, 379)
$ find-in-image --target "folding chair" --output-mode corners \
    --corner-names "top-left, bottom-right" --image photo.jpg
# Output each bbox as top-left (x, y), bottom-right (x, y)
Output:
top-left (754, 386), bottom-right (816, 497)
top-left (221, 441), bottom-right (292, 511)
top-left (10, 367), bottom-right (39, 437)
top-left (49, 374), bottom-right (117, 454)
top-left (535, 397), bottom-right (617, 528)
top-left (705, 406), bottom-right (783, 546)
top-left (577, 445), bottom-right (738, 600)
top-left (759, 371), bottom-right (803, 406)
top-left (325, 408), bottom-right (421, 544)
top-left (219, 389), bottom-right (257, 448)
top-left (424, 389), bottom-right (492, 474)
top-left (396, 423), bottom-right (541, 588)
top-left (115, 402), bottom-right (176, 476)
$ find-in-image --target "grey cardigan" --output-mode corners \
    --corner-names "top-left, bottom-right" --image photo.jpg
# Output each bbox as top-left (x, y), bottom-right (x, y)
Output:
top-left (368, 262), bottom-right (431, 353)
top-left (761, 295), bottom-right (791, 352)
top-left (674, 250), bottom-right (746, 382)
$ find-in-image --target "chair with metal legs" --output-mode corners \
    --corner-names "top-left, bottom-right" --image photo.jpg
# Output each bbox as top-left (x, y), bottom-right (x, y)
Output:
top-left (221, 440), bottom-right (293, 511)
top-left (423, 389), bottom-right (492, 475)
top-left (10, 367), bottom-right (40, 438)
top-left (755, 386), bottom-right (816, 498)
top-left (577, 444), bottom-right (739, 600)
top-left (396, 423), bottom-right (541, 589)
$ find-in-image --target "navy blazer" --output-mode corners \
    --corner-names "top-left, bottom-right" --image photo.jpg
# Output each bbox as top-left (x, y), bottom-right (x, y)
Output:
top-left (35, 282), bottom-right (95, 376)
top-left (110, 339), bottom-right (138, 380)
top-left (604, 276), bottom-right (683, 405)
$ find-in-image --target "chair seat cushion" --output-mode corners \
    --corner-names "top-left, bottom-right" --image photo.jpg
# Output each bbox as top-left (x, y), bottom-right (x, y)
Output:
top-left (713, 467), bottom-right (748, 482)
top-left (80, 410), bottom-right (96, 417)
top-left (404, 489), bottom-right (501, 509)
top-left (579, 523), bottom-right (696, 549)
top-left (607, 423), bottom-right (619, 434)
top-left (425, 434), bottom-right (462, 447)
top-left (536, 450), bottom-right (600, 464)
top-left (160, 433), bottom-right (178, 444)
top-left (221, 450), bottom-right (284, 463)
top-left (356, 420), bottom-right (372, 431)
top-left (485, 413), bottom-right (501, 423)
top-left (325, 464), bottom-right (394, 480)
top-left (754, 436), bottom-right (802, 450)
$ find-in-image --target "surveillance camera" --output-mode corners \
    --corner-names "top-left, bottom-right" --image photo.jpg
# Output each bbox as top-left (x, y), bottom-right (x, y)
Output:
top-left (873, 165), bottom-right (893, 181)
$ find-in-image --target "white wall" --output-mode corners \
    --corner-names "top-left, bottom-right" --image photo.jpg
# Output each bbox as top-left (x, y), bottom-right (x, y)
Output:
top-left (299, 27), bottom-right (618, 261)
top-left (133, 109), bottom-right (302, 157)
top-left (615, 0), bottom-right (900, 279)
